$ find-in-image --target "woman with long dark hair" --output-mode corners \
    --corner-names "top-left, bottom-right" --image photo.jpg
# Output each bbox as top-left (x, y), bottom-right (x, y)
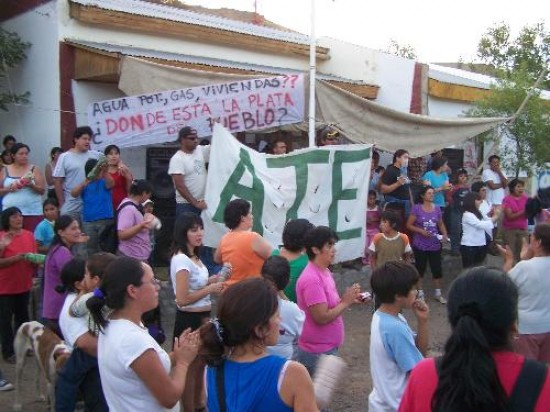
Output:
top-left (171, 212), bottom-right (223, 412)
top-left (200, 277), bottom-right (318, 411)
top-left (43, 214), bottom-right (88, 335)
top-left (87, 257), bottom-right (199, 411)
top-left (460, 192), bottom-right (500, 268)
top-left (399, 267), bottom-right (550, 411)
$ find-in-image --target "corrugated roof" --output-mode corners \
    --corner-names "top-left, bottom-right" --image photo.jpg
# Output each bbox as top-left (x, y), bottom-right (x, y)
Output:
top-left (69, 39), bottom-right (367, 85)
top-left (70, 0), bottom-right (311, 45)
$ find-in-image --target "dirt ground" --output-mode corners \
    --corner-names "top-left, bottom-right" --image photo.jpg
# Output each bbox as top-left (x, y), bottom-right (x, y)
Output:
top-left (0, 253), bottom-right (502, 411)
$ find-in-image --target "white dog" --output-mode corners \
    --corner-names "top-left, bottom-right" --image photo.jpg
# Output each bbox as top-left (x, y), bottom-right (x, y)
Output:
top-left (13, 321), bottom-right (70, 411)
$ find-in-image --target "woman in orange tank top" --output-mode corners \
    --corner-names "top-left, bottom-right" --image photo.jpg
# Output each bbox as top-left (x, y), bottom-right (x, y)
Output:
top-left (214, 199), bottom-right (273, 286)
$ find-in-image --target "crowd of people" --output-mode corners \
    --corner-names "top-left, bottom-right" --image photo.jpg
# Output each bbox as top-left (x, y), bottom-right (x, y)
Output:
top-left (0, 126), bottom-right (548, 411)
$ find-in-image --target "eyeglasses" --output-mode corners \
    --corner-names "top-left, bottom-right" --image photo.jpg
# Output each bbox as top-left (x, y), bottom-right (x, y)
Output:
top-left (142, 278), bottom-right (161, 287)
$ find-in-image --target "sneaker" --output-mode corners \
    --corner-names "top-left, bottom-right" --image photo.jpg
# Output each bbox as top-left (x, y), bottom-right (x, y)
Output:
top-left (434, 295), bottom-right (447, 304)
top-left (0, 379), bottom-right (14, 391)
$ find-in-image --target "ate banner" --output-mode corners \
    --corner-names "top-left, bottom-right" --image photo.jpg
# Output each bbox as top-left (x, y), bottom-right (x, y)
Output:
top-left (87, 74), bottom-right (304, 150)
top-left (202, 124), bottom-right (372, 263)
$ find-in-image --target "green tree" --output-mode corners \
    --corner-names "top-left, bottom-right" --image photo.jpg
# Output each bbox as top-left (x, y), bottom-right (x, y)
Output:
top-left (0, 27), bottom-right (31, 111)
top-left (477, 21), bottom-right (550, 89)
top-left (467, 67), bottom-right (550, 177)
top-left (384, 39), bottom-right (417, 60)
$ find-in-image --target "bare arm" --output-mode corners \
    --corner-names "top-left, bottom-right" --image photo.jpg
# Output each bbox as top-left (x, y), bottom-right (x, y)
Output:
top-left (174, 269), bottom-right (221, 307)
top-left (131, 330), bottom-right (198, 409)
top-left (74, 332), bottom-right (98, 357)
top-left (280, 361), bottom-right (319, 412)
top-left (0, 253), bottom-right (24, 268)
top-left (54, 178), bottom-right (65, 208)
top-left (437, 218), bottom-right (448, 239)
top-left (251, 234), bottom-right (273, 260)
top-left (45, 163), bottom-right (54, 187)
top-left (412, 300), bottom-right (429, 356)
top-left (308, 287), bottom-right (358, 325)
top-left (70, 179), bottom-right (89, 198)
top-left (171, 174), bottom-right (204, 209)
top-left (29, 167), bottom-right (46, 195)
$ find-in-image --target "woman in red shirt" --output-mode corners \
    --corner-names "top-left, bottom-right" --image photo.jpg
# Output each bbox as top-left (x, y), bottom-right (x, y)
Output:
top-left (0, 207), bottom-right (37, 363)
top-left (399, 266), bottom-right (550, 411)
top-left (105, 144), bottom-right (134, 210)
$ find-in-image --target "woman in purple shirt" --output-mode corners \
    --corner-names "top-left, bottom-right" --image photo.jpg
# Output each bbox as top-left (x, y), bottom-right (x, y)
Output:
top-left (406, 186), bottom-right (449, 304)
top-left (43, 214), bottom-right (88, 336)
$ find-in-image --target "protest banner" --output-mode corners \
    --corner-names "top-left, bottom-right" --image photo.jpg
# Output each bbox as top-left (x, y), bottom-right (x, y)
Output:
top-left (202, 124), bottom-right (372, 263)
top-left (87, 74), bottom-right (304, 150)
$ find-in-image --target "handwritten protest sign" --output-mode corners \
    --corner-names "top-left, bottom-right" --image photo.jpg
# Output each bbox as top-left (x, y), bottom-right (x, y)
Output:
top-left (87, 74), bottom-right (304, 149)
top-left (202, 124), bottom-right (372, 263)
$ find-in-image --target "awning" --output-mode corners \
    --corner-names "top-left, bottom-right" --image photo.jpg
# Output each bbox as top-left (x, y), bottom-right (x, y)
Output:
top-left (119, 57), bottom-right (507, 157)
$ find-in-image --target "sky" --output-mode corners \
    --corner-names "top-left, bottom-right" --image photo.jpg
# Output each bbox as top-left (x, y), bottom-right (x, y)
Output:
top-left (183, 0), bottom-right (548, 63)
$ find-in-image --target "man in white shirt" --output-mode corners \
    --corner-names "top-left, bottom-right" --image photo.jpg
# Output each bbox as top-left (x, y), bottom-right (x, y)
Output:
top-left (168, 127), bottom-right (210, 217)
top-left (482, 155), bottom-right (508, 206)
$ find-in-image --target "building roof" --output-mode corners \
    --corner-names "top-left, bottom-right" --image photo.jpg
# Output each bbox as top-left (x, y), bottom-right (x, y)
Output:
top-left (69, 39), bottom-right (370, 85)
top-left (71, 0), bottom-right (312, 45)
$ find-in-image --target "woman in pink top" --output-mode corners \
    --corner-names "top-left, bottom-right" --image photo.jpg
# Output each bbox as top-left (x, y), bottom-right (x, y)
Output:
top-left (295, 226), bottom-right (361, 376)
top-left (502, 179), bottom-right (529, 264)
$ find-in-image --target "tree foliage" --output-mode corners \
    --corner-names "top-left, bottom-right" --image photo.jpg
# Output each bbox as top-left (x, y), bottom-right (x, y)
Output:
top-left (0, 28), bottom-right (31, 111)
top-left (467, 67), bottom-right (550, 177)
top-left (385, 39), bottom-right (417, 60)
top-left (477, 21), bottom-right (550, 89)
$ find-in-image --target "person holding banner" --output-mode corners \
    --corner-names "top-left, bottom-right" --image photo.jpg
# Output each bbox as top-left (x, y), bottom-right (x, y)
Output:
top-left (168, 127), bottom-right (210, 217)
top-left (214, 199), bottom-right (272, 287)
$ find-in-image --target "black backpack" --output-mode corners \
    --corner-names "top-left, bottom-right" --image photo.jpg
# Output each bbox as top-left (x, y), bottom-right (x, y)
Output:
top-left (98, 201), bottom-right (141, 254)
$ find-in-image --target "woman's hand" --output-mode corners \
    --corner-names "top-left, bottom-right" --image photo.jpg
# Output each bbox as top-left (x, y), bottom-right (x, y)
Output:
top-left (173, 329), bottom-right (199, 367)
top-left (208, 282), bottom-right (224, 295)
top-left (342, 284), bottom-right (360, 305)
top-left (421, 229), bottom-right (432, 238)
top-left (207, 275), bottom-right (222, 285)
top-left (0, 232), bottom-right (14, 249)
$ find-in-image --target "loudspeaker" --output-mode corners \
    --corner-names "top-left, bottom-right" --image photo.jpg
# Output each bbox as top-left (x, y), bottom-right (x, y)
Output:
top-left (146, 147), bottom-right (179, 199)
top-left (146, 147), bottom-right (178, 266)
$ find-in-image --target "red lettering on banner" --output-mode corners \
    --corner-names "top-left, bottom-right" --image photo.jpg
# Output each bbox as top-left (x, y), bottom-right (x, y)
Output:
top-left (146, 111), bottom-right (167, 127)
top-left (241, 109), bottom-right (276, 130)
top-left (105, 115), bottom-right (145, 135)
top-left (172, 103), bottom-right (212, 122)
top-left (248, 93), bottom-right (294, 109)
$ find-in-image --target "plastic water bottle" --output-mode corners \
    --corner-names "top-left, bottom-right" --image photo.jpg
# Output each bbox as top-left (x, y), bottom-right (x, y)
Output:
top-left (218, 263), bottom-right (232, 282)
top-left (313, 354), bottom-right (348, 409)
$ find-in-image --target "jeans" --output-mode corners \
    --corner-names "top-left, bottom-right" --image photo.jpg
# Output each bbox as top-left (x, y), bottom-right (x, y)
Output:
top-left (0, 292), bottom-right (30, 359)
top-left (55, 348), bottom-right (108, 412)
top-left (175, 203), bottom-right (222, 275)
top-left (83, 219), bottom-right (113, 256)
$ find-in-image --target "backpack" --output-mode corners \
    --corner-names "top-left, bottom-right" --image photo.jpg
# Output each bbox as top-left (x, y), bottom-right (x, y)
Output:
top-left (98, 201), bottom-right (141, 254)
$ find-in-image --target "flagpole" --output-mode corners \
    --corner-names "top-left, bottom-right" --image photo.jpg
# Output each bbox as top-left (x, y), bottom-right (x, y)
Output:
top-left (308, 0), bottom-right (316, 147)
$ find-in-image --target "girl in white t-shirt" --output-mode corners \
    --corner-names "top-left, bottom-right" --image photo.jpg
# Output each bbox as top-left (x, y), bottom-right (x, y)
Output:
top-left (170, 212), bottom-right (223, 412)
top-left (87, 257), bottom-right (199, 412)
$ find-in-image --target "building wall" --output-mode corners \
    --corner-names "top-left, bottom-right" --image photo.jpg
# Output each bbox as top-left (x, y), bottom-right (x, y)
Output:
top-left (0, 2), bottom-right (60, 170)
top-left (318, 37), bottom-right (416, 112)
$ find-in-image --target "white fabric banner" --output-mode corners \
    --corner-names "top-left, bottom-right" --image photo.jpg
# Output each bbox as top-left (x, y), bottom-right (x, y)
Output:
top-left (87, 74), bottom-right (304, 150)
top-left (202, 124), bottom-right (372, 263)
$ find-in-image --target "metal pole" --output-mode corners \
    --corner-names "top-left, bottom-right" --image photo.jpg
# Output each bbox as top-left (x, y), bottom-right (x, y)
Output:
top-left (308, 0), bottom-right (316, 147)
